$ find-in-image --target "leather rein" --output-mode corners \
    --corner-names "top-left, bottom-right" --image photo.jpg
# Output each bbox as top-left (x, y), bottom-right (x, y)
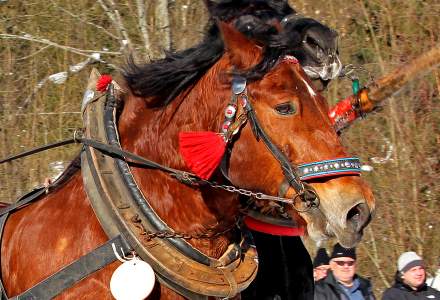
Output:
top-left (0, 135), bottom-right (308, 214)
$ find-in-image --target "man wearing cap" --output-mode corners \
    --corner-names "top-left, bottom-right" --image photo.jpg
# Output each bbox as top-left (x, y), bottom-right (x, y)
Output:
top-left (314, 243), bottom-right (375, 300)
top-left (314, 248), bottom-right (330, 282)
top-left (382, 251), bottom-right (440, 299)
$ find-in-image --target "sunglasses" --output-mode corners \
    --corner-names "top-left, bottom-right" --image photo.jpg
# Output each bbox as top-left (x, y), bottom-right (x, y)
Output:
top-left (334, 260), bottom-right (355, 267)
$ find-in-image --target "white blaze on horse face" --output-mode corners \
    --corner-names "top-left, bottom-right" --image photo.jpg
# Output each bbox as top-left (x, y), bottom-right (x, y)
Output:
top-left (301, 77), bottom-right (316, 97)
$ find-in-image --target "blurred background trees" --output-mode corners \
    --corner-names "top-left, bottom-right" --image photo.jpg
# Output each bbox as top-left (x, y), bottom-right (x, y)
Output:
top-left (0, 0), bottom-right (438, 295)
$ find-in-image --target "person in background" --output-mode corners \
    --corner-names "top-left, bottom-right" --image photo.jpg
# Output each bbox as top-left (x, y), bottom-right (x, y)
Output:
top-left (382, 251), bottom-right (440, 299)
top-left (314, 243), bottom-right (375, 300)
top-left (314, 248), bottom-right (330, 282)
top-left (427, 257), bottom-right (440, 291)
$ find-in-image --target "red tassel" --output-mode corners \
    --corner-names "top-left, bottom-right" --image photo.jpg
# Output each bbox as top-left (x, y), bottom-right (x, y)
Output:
top-left (96, 74), bottom-right (113, 92)
top-left (328, 95), bottom-right (358, 132)
top-left (179, 132), bottom-right (226, 180)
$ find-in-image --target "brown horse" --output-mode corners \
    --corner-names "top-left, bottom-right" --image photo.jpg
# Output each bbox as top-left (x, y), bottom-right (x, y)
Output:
top-left (1, 22), bottom-right (374, 299)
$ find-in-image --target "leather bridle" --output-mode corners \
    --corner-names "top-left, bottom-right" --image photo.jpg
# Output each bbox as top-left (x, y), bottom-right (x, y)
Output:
top-left (220, 74), bottom-right (361, 212)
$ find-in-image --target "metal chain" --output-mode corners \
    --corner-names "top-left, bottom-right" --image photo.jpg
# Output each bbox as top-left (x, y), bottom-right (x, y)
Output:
top-left (339, 64), bottom-right (376, 86)
top-left (143, 227), bottom-right (234, 241)
top-left (206, 182), bottom-right (294, 205)
top-left (131, 214), bottom-right (239, 241)
top-left (207, 180), bottom-right (320, 213)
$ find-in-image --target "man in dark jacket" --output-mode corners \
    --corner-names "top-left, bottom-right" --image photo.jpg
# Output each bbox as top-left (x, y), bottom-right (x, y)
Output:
top-left (314, 243), bottom-right (375, 300)
top-left (382, 251), bottom-right (440, 300)
top-left (314, 247), bottom-right (331, 282)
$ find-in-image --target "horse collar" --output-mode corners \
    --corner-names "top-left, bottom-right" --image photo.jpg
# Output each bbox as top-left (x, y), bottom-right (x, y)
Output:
top-left (80, 77), bottom-right (258, 298)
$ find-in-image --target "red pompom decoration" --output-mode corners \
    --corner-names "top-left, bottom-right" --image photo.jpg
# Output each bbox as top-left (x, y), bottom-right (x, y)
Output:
top-left (328, 95), bottom-right (357, 132)
top-left (179, 132), bottom-right (227, 180)
top-left (96, 74), bottom-right (113, 92)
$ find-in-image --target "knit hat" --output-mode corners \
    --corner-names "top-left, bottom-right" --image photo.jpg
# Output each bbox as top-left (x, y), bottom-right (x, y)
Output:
top-left (398, 252), bottom-right (424, 273)
top-left (313, 248), bottom-right (330, 267)
top-left (330, 243), bottom-right (356, 260)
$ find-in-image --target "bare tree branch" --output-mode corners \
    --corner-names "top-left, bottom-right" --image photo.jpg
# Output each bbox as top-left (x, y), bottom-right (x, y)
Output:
top-left (98, 0), bottom-right (135, 56)
top-left (18, 55), bottom-right (118, 110)
top-left (155, 0), bottom-right (171, 51)
top-left (0, 33), bottom-right (121, 57)
top-left (0, 45), bottom-right (50, 62)
top-left (360, 242), bottom-right (391, 288)
top-left (49, 0), bottom-right (119, 40)
top-left (136, 0), bottom-right (152, 60)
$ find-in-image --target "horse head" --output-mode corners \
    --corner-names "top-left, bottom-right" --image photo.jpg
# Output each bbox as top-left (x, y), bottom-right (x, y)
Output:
top-left (122, 23), bottom-right (374, 253)
top-left (204, 0), bottom-right (342, 90)
top-left (213, 23), bottom-right (374, 247)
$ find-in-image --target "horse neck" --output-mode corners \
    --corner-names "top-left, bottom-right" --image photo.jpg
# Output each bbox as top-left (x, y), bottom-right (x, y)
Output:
top-left (117, 61), bottom-right (240, 258)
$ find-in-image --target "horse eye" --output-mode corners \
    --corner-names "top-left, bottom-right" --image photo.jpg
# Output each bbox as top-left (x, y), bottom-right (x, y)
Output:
top-left (274, 102), bottom-right (296, 115)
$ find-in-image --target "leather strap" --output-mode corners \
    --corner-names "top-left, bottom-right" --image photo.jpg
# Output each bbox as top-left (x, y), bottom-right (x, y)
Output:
top-left (0, 139), bottom-right (76, 165)
top-left (0, 188), bottom-right (46, 217)
top-left (244, 216), bottom-right (304, 236)
top-left (103, 85), bottom-right (220, 266)
top-left (244, 97), bottom-right (305, 194)
top-left (9, 235), bottom-right (131, 300)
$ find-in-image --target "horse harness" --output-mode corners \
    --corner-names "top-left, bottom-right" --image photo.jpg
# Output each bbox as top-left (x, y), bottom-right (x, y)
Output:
top-left (0, 68), bottom-right (362, 299)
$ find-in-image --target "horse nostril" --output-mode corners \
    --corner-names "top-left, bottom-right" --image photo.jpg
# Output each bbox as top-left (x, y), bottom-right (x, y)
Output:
top-left (347, 205), bottom-right (360, 221)
top-left (346, 203), bottom-right (370, 231)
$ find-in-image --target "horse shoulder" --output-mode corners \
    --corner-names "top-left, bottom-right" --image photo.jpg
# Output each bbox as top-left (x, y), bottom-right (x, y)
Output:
top-left (1, 172), bottom-right (114, 299)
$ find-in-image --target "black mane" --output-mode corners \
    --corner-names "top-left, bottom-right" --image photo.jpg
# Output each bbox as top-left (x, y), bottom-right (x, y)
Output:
top-left (123, 24), bottom-right (223, 106)
top-left (123, 0), bottom-right (302, 107)
top-left (204, 0), bottom-right (295, 21)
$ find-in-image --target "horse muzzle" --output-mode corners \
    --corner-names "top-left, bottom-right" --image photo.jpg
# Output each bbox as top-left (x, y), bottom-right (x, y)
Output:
top-left (291, 175), bottom-right (374, 248)
top-left (327, 201), bottom-right (372, 247)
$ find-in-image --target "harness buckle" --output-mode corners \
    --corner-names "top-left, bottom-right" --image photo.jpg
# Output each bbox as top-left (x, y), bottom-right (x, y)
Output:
top-left (292, 188), bottom-right (319, 212)
top-left (73, 129), bottom-right (84, 143)
top-left (173, 172), bottom-right (199, 186)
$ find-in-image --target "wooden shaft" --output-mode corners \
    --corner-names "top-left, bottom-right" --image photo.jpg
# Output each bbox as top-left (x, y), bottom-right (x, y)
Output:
top-left (364, 44), bottom-right (440, 112)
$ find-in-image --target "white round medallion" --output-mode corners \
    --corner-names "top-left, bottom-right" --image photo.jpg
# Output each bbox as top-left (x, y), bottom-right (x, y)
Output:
top-left (224, 105), bottom-right (237, 118)
top-left (110, 258), bottom-right (155, 300)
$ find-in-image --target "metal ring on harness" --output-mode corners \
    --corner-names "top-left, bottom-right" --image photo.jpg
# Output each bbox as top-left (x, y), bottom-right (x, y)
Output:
top-left (73, 129), bottom-right (84, 143)
top-left (291, 188), bottom-right (320, 213)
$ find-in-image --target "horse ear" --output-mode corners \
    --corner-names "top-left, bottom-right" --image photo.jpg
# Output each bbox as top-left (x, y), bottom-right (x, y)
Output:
top-left (218, 22), bottom-right (262, 69)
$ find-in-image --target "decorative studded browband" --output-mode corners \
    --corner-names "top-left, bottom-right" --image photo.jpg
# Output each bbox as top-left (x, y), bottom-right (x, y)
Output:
top-left (298, 157), bottom-right (361, 180)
